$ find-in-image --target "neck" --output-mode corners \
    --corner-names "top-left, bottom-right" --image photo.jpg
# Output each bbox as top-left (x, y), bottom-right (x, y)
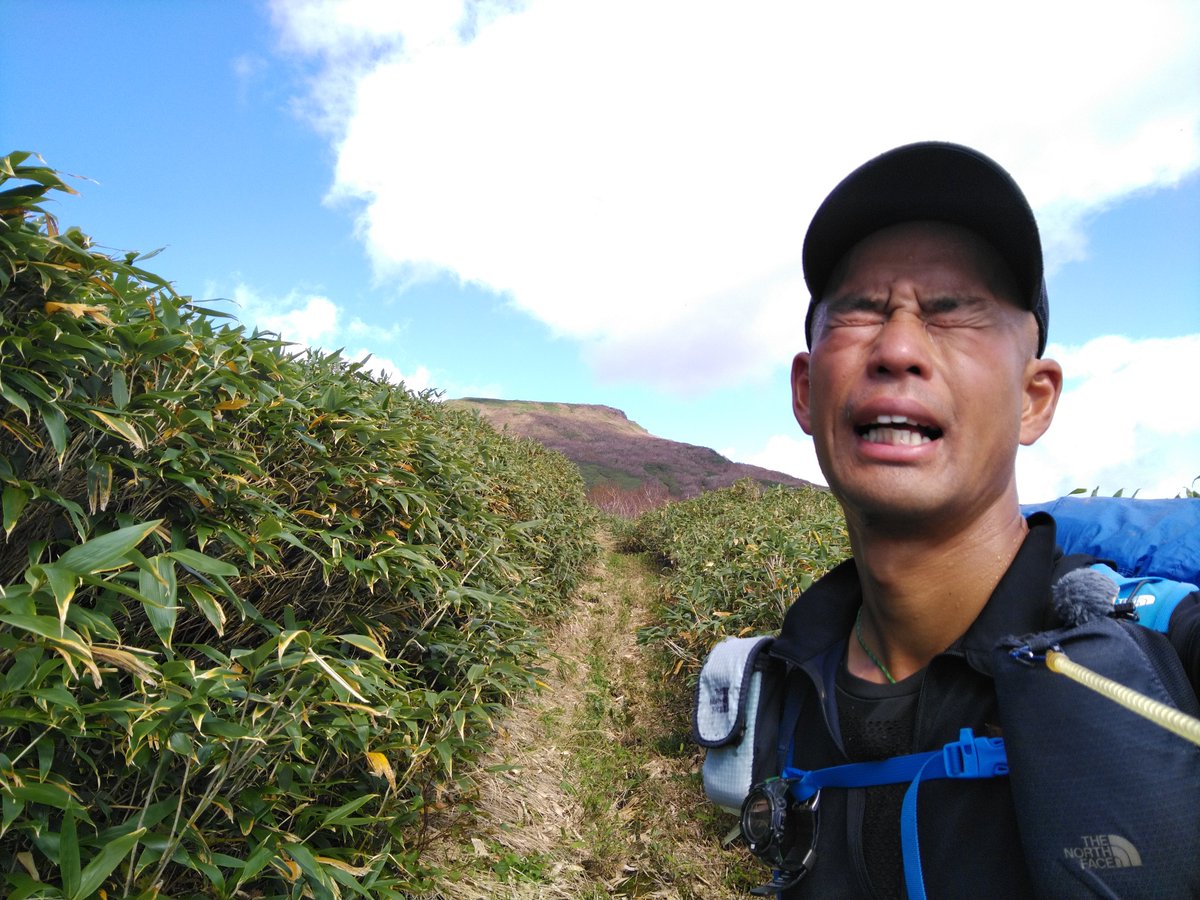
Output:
top-left (844, 500), bottom-right (1029, 683)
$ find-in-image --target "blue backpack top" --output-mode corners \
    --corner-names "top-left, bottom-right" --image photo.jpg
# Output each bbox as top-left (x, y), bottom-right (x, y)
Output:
top-left (1022, 495), bottom-right (1200, 585)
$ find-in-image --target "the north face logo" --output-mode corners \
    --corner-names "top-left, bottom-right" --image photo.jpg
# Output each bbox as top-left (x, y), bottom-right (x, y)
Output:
top-left (711, 685), bottom-right (730, 715)
top-left (1063, 834), bottom-right (1143, 870)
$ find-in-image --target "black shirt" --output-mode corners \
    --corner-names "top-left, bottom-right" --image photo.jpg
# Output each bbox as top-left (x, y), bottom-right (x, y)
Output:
top-left (835, 659), bottom-right (924, 899)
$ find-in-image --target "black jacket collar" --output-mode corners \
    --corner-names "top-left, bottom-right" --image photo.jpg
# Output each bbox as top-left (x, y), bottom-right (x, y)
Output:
top-left (773, 513), bottom-right (1064, 676)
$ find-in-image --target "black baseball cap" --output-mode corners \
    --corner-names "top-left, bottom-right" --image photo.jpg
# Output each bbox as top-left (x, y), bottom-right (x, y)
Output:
top-left (802, 142), bottom-right (1049, 357)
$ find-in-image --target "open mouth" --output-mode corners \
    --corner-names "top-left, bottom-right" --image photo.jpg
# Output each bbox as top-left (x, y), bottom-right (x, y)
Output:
top-left (854, 414), bottom-right (944, 447)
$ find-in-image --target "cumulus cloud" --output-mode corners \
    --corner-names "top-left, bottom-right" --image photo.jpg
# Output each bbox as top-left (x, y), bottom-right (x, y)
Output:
top-left (270, 0), bottom-right (1200, 391)
top-left (731, 334), bottom-right (1200, 501)
top-left (734, 434), bottom-right (828, 489)
top-left (240, 290), bottom-right (341, 347)
top-left (1017, 333), bottom-right (1200, 500)
top-left (229, 284), bottom-right (435, 392)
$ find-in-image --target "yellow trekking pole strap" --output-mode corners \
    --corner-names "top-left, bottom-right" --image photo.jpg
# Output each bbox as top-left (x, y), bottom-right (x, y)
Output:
top-left (1044, 648), bottom-right (1200, 747)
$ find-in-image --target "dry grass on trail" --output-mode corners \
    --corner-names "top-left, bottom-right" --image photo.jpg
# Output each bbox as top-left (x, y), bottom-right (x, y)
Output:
top-left (417, 535), bottom-right (756, 899)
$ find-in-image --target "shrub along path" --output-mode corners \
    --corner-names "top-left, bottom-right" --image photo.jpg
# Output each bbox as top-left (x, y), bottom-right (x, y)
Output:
top-left (417, 532), bottom-right (756, 899)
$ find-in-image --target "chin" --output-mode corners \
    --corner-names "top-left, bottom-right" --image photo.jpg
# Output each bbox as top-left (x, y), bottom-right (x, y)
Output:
top-left (830, 477), bottom-right (951, 527)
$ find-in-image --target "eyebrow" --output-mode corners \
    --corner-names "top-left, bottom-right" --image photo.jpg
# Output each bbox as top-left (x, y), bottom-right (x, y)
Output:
top-left (825, 292), bottom-right (992, 311)
top-left (823, 294), bottom-right (887, 312)
top-left (922, 294), bottom-right (990, 311)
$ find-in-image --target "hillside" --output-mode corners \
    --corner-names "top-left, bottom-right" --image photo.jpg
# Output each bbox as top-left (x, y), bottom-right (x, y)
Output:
top-left (447, 398), bottom-right (816, 498)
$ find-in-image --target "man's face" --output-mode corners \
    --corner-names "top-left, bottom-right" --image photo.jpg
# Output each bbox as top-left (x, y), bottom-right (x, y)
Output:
top-left (791, 221), bottom-right (1061, 531)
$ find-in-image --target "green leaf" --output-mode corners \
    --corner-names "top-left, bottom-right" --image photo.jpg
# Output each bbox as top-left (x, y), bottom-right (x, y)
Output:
top-left (234, 841), bottom-right (276, 888)
top-left (185, 584), bottom-right (227, 636)
top-left (40, 402), bottom-right (67, 461)
top-left (138, 334), bottom-right (187, 355)
top-left (7, 780), bottom-right (76, 809)
top-left (56, 520), bottom-right (161, 575)
top-left (284, 843), bottom-right (337, 900)
top-left (0, 379), bottom-right (30, 416)
top-left (38, 563), bottom-right (78, 628)
top-left (320, 793), bottom-right (378, 828)
top-left (90, 409), bottom-right (145, 451)
top-left (188, 856), bottom-right (226, 893)
top-left (111, 368), bottom-right (129, 409)
top-left (31, 686), bottom-right (82, 718)
top-left (73, 827), bottom-right (145, 899)
top-left (167, 731), bottom-right (193, 757)
top-left (3, 484), bottom-right (29, 537)
top-left (2, 791), bottom-right (23, 836)
top-left (138, 556), bottom-right (178, 649)
top-left (59, 806), bottom-right (80, 898)
top-left (156, 298), bottom-right (181, 329)
top-left (1, 872), bottom-right (59, 900)
top-left (8, 370), bottom-right (54, 403)
top-left (338, 633), bottom-right (387, 661)
top-left (166, 548), bottom-right (238, 577)
top-left (0, 615), bottom-right (91, 659)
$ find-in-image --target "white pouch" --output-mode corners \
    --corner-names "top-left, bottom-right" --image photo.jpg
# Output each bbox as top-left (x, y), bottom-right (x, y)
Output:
top-left (692, 635), bottom-right (778, 814)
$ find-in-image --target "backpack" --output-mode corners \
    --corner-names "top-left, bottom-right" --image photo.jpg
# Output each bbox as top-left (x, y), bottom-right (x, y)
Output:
top-left (694, 499), bottom-right (1200, 897)
top-left (989, 558), bottom-right (1200, 898)
top-left (1022, 495), bottom-right (1200, 585)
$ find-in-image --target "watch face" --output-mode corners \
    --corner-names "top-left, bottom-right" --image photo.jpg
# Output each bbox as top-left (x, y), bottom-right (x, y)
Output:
top-left (742, 780), bottom-right (821, 892)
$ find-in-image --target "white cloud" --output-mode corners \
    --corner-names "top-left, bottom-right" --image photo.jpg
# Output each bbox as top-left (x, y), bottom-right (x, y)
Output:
top-left (229, 283), bottom-right (436, 392)
top-left (350, 351), bottom-right (434, 391)
top-left (271, 0), bottom-right (461, 58)
top-left (734, 334), bottom-right (1200, 502)
top-left (1018, 333), bottom-right (1200, 501)
top-left (731, 433), bottom-right (827, 488)
top-left (271, 0), bottom-right (1200, 391)
top-left (240, 290), bottom-right (341, 347)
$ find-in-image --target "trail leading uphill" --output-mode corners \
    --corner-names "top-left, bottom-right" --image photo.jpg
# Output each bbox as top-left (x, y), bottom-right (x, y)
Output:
top-left (418, 534), bottom-right (755, 899)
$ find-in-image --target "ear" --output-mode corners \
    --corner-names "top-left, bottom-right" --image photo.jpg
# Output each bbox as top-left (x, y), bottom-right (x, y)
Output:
top-left (791, 351), bottom-right (814, 434)
top-left (1019, 356), bottom-right (1062, 446)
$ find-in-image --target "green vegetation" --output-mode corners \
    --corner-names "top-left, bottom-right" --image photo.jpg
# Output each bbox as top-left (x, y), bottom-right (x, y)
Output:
top-left (622, 480), bottom-right (850, 678)
top-left (577, 463), bottom-right (643, 493)
top-left (0, 153), bottom-right (597, 897)
top-left (556, 549), bottom-right (759, 897)
top-left (641, 463), bottom-right (681, 497)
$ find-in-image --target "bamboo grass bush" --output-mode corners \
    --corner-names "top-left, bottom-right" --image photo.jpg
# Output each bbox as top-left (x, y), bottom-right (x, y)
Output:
top-left (0, 153), bottom-right (597, 898)
top-left (627, 480), bottom-right (850, 679)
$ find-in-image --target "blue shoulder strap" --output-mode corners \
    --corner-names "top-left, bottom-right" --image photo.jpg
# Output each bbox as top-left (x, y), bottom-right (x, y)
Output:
top-left (1090, 562), bottom-right (1198, 633)
top-left (781, 729), bottom-right (1008, 900)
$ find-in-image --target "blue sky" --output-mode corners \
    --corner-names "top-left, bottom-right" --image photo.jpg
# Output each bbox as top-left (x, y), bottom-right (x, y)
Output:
top-left (5, 0), bottom-right (1198, 500)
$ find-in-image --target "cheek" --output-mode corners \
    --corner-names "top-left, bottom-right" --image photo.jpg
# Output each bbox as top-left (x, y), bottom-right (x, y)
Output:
top-left (803, 366), bottom-right (840, 429)
top-left (960, 358), bottom-right (1027, 438)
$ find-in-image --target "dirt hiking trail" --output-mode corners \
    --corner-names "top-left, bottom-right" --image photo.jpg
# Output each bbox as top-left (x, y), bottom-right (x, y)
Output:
top-left (417, 536), bottom-right (755, 899)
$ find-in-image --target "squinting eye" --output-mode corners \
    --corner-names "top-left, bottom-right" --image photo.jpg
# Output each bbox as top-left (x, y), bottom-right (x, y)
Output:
top-left (825, 303), bottom-right (886, 328)
top-left (925, 308), bottom-right (976, 328)
top-left (922, 297), bottom-right (988, 328)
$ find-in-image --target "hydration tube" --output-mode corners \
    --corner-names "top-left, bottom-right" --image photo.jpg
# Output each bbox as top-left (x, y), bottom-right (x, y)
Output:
top-left (1017, 643), bottom-right (1200, 748)
top-left (1026, 646), bottom-right (1200, 747)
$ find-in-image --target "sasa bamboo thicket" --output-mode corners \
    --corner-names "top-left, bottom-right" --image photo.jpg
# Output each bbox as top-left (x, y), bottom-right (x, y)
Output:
top-left (0, 152), bottom-right (597, 898)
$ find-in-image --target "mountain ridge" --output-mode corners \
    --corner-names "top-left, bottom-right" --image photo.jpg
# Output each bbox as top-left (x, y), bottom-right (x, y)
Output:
top-left (447, 397), bottom-right (816, 499)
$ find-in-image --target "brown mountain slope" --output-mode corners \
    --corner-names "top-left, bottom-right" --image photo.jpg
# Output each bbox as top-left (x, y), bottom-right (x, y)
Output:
top-left (447, 398), bottom-right (815, 499)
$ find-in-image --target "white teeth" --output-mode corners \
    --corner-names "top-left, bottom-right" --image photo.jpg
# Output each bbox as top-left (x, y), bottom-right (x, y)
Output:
top-left (863, 427), bottom-right (932, 446)
top-left (875, 414), bottom-right (912, 425)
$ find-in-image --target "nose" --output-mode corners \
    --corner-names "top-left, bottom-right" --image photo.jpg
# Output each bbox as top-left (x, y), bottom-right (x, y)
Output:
top-left (868, 308), bottom-right (931, 378)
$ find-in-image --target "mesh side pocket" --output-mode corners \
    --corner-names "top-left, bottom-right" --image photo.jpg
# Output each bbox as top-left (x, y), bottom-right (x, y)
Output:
top-left (693, 636), bottom-right (777, 813)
